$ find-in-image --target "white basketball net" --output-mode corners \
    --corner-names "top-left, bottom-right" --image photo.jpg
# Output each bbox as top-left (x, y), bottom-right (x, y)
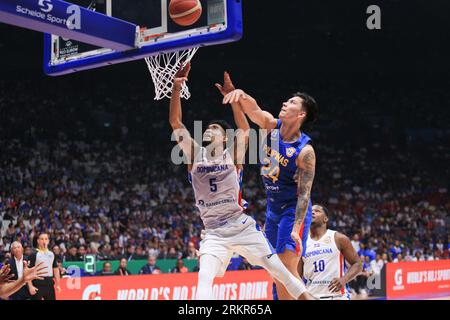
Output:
top-left (145, 47), bottom-right (199, 100)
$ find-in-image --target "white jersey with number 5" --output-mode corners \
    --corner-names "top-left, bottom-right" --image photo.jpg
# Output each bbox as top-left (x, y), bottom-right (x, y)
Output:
top-left (189, 147), bottom-right (244, 229)
top-left (302, 229), bottom-right (351, 300)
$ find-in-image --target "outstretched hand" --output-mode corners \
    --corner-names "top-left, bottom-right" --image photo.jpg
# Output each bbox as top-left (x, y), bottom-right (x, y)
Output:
top-left (22, 261), bottom-right (47, 283)
top-left (173, 62), bottom-right (191, 89)
top-left (215, 71), bottom-right (235, 97)
top-left (0, 264), bottom-right (14, 284)
top-left (223, 89), bottom-right (247, 104)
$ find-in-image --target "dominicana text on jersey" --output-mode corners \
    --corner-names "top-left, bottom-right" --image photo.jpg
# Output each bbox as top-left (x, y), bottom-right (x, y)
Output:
top-left (188, 147), bottom-right (246, 229)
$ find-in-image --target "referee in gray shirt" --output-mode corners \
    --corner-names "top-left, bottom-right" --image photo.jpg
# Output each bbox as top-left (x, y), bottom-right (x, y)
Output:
top-left (29, 233), bottom-right (61, 300)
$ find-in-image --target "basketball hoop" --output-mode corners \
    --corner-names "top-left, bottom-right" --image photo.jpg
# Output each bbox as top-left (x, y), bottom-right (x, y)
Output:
top-left (145, 47), bottom-right (199, 100)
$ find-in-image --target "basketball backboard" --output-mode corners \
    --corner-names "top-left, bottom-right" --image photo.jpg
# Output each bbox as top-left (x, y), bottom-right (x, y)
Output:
top-left (43, 0), bottom-right (243, 76)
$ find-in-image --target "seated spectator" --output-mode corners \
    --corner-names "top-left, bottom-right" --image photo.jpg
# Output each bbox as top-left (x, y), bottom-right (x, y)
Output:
top-left (171, 259), bottom-right (188, 274)
top-left (167, 247), bottom-right (179, 260)
top-left (139, 256), bottom-right (161, 275)
top-left (114, 258), bottom-right (131, 276)
top-left (125, 245), bottom-right (138, 261)
top-left (393, 253), bottom-right (403, 263)
top-left (134, 246), bottom-right (147, 260)
top-left (375, 254), bottom-right (384, 272)
top-left (364, 246), bottom-right (376, 262)
top-left (23, 246), bottom-right (32, 260)
top-left (158, 245), bottom-right (169, 260)
top-left (52, 245), bottom-right (64, 263)
top-left (64, 246), bottom-right (79, 262)
top-left (424, 248), bottom-right (435, 261)
top-left (78, 245), bottom-right (87, 262)
top-left (413, 251), bottom-right (424, 262)
top-left (390, 241), bottom-right (403, 258)
top-left (357, 243), bottom-right (366, 257)
top-left (364, 256), bottom-right (375, 275)
top-left (351, 234), bottom-right (361, 252)
top-left (99, 262), bottom-right (114, 276)
top-left (184, 242), bottom-right (197, 260)
top-left (98, 244), bottom-right (115, 261)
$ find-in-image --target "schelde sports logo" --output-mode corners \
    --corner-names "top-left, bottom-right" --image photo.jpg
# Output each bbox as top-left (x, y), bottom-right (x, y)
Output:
top-left (393, 269), bottom-right (405, 291)
top-left (82, 284), bottom-right (102, 300)
top-left (38, 0), bottom-right (53, 13)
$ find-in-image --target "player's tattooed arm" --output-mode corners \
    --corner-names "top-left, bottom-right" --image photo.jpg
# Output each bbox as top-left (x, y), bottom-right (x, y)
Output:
top-left (169, 62), bottom-right (199, 166)
top-left (223, 90), bottom-right (278, 130)
top-left (291, 145), bottom-right (316, 254)
top-left (216, 72), bottom-right (250, 168)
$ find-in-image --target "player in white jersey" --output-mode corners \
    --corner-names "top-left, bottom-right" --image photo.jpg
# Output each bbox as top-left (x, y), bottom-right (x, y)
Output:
top-left (299, 204), bottom-right (362, 300)
top-left (169, 63), bottom-right (314, 300)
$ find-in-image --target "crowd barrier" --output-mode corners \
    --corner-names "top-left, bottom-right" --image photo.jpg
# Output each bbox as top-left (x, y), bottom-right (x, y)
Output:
top-left (62, 258), bottom-right (199, 275)
top-left (57, 260), bottom-right (450, 300)
top-left (56, 270), bottom-right (273, 300)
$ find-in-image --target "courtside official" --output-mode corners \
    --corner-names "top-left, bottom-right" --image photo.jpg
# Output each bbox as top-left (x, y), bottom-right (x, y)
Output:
top-left (29, 233), bottom-right (61, 300)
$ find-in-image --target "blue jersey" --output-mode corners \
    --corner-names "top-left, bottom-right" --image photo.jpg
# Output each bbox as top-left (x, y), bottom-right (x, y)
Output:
top-left (262, 120), bottom-right (314, 300)
top-left (261, 119), bottom-right (312, 212)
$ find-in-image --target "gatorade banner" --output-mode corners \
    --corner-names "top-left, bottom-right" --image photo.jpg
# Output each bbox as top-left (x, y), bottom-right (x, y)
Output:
top-left (56, 270), bottom-right (273, 300)
top-left (386, 260), bottom-right (450, 299)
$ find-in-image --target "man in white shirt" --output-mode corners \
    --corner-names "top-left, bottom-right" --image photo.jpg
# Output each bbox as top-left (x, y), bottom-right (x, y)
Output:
top-left (375, 254), bottom-right (384, 271)
top-left (8, 242), bottom-right (36, 300)
top-left (369, 255), bottom-right (381, 275)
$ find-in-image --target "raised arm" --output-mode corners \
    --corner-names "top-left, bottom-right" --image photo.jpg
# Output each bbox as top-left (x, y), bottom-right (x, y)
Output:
top-left (291, 144), bottom-right (316, 255)
top-left (215, 72), bottom-right (250, 168)
top-left (169, 62), bottom-right (199, 169)
top-left (223, 89), bottom-right (278, 130)
top-left (328, 232), bottom-right (363, 294)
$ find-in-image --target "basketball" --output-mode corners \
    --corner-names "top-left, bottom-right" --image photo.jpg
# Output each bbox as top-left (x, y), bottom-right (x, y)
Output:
top-left (169, 0), bottom-right (203, 27)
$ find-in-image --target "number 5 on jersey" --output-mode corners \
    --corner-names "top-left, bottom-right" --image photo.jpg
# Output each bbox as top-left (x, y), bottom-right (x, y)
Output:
top-left (209, 178), bottom-right (217, 192)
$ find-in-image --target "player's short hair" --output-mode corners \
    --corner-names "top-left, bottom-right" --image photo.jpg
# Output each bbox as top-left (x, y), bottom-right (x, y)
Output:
top-left (293, 92), bottom-right (318, 126)
top-left (315, 204), bottom-right (329, 217)
top-left (207, 120), bottom-right (233, 133)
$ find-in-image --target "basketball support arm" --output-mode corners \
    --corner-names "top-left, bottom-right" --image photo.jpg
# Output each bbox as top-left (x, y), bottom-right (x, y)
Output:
top-left (0, 0), bottom-right (137, 51)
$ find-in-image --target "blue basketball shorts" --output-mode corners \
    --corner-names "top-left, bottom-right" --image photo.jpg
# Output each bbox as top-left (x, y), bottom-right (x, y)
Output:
top-left (264, 206), bottom-right (312, 257)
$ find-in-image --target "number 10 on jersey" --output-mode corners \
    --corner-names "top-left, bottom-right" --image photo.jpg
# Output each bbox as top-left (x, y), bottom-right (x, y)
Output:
top-left (313, 260), bottom-right (325, 273)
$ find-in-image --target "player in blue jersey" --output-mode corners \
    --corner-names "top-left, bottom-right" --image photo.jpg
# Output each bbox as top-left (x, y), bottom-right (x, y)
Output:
top-left (223, 87), bottom-right (318, 300)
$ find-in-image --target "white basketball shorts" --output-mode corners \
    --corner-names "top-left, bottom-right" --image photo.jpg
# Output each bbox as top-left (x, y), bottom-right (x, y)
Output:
top-left (199, 213), bottom-right (276, 277)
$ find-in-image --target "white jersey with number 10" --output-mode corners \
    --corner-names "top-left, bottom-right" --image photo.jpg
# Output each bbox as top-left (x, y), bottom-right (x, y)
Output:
top-left (302, 229), bottom-right (351, 300)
